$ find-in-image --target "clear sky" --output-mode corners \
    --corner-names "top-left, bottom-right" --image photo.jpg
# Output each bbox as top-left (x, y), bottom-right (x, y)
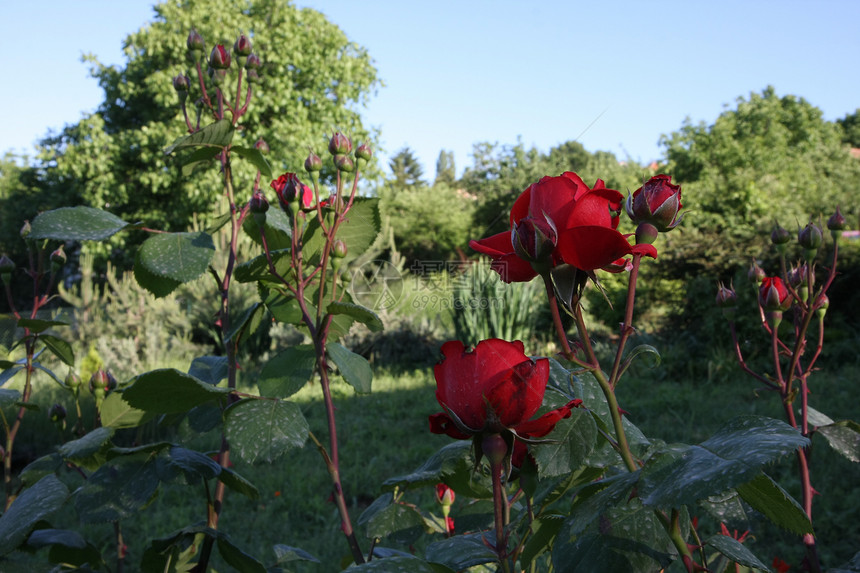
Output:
top-left (2, 1), bottom-right (859, 180)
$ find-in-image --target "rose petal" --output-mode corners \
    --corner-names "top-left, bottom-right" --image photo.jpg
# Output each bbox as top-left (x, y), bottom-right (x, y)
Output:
top-left (484, 357), bottom-right (550, 428)
top-left (556, 226), bottom-right (634, 271)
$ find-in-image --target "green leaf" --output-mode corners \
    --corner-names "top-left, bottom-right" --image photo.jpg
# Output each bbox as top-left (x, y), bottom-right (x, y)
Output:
top-left (218, 467), bottom-right (261, 500)
top-left (358, 496), bottom-right (426, 544)
top-left (123, 369), bottom-right (231, 414)
top-left (225, 303), bottom-right (266, 345)
top-left (134, 248), bottom-right (181, 298)
top-left (261, 286), bottom-right (303, 323)
top-left (425, 533), bottom-right (499, 570)
top-left (327, 301), bottom-right (383, 332)
top-left (217, 534), bottom-right (268, 573)
top-left (0, 475), bottom-right (69, 556)
top-left (40, 334), bottom-right (74, 367)
top-left (164, 119), bottom-right (234, 154)
top-left (521, 515), bottom-right (565, 570)
top-left (327, 342), bottom-right (372, 394)
top-left (531, 409), bottom-right (598, 477)
top-left (806, 406), bottom-right (835, 427)
top-left (17, 318), bottom-right (68, 333)
top-left (100, 391), bottom-right (153, 429)
top-left (19, 454), bottom-right (63, 488)
top-left (0, 388), bottom-right (21, 405)
top-left (30, 529), bottom-right (105, 569)
top-left (235, 249), bottom-right (293, 284)
top-left (179, 146), bottom-right (222, 176)
top-left (383, 441), bottom-right (491, 498)
top-left (350, 555), bottom-right (443, 572)
top-left (29, 206), bottom-right (131, 241)
top-left (259, 344), bottom-right (317, 398)
top-left (244, 206), bottom-right (293, 252)
top-left (162, 446), bottom-right (222, 481)
top-left (225, 399), bottom-right (309, 464)
top-left (0, 366), bottom-right (23, 386)
top-left (75, 452), bottom-right (161, 522)
top-left (231, 145), bottom-right (273, 179)
top-left (816, 420), bottom-right (860, 462)
top-left (736, 473), bottom-right (813, 535)
top-left (188, 355), bottom-right (230, 386)
top-left (273, 544), bottom-right (320, 564)
top-left (58, 427), bottom-right (115, 464)
top-left (138, 231), bottom-right (215, 283)
top-left (706, 534), bottom-right (773, 572)
top-left (301, 197), bottom-right (381, 266)
top-left (638, 416), bottom-right (808, 509)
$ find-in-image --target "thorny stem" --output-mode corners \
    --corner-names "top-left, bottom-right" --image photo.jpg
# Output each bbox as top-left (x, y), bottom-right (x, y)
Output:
top-left (541, 273), bottom-right (588, 369)
top-left (490, 458), bottom-right (511, 573)
top-left (4, 339), bottom-right (34, 509)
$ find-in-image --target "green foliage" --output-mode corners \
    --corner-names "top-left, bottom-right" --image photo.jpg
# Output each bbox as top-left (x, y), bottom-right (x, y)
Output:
top-left (836, 108), bottom-right (860, 147)
top-left (388, 147), bottom-right (425, 188)
top-left (434, 149), bottom-right (457, 186)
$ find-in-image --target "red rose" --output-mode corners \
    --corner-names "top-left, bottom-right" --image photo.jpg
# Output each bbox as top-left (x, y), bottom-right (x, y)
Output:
top-left (470, 172), bottom-right (656, 283)
top-left (428, 339), bottom-right (578, 441)
top-left (626, 174), bottom-right (683, 232)
top-left (759, 276), bottom-right (792, 311)
top-left (435, 483), bottom-right (455, 506)
top-left (270, 173), bottom-right (313, 210)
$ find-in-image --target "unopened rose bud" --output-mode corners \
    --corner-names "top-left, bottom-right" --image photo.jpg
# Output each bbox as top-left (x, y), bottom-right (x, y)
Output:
top-left (435, 483), bottom-right (455, 507)
top-left (20, 221), bottom-right (31, 239)
top-left (249, 191), bottom-right (269, 226)
top-left (245, 53), bottom-right (262, 71)
top-left (716, 282), bottom-right (737, 320)
top-left (254, 138), bottom-right (270, 155)
top-left (209, 45), bottom-right (231, 70)
top-left (89, 369), bottom-right (117, 395)
top-left (771, 224), bottom-right (791, 255)
top-left (50, 246), bottom-right (67, 272)
top-left (355, 142), bottom-right (372, 162)
top-left (815, 294), bottom-right (829, 320)
top-left (625, 174), bottom-right (683, 232)
top-left (233, 34), bottom-right (252, 58)
top-left (747, 260), bottom-right (766, 284)
top-left (305, 151), bottom-right (323, 173)
top-left (759, 276), bottom-right (792, 312)
top-left (173, 73), bottom-right (190, 103)
top-left (334, 154), bottom-right (355, 173)
top-left (512, 215), bottom-right (557, 271)
top-left (798, 222), bottom-right (822, 261)
top-left (209, 67), bottom-right (228, 87)
top-left (0, 254), bottom-right (14, 275)
top-left (65, 370), bottom-right (82, 390)
top-left (49, 403), bottom-right (66, 423)
top-left (245, 68), bottom-right (261, 84)
top-left (328, 132), bottom-right (352, 156)
top-left (332, 240), bottom-right (348, 258)
top-left (187, 29), bottom-right (205, 54)
top-left (827, 207), bottom-right (846, 240)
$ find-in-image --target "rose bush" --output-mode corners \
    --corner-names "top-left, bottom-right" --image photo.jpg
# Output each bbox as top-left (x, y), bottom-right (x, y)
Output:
top-left (469, 172), bottom-right (656, 282)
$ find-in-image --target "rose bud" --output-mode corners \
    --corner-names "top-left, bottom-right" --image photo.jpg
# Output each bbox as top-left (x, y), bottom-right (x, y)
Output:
top-left (335, 154), bottom-right (355, 173)
top-left (716, 281), bottom-right (737, 320)
top-left (173, 73), bottom-right (190, 103)
top-left (328, 131), bottom-right (352, 156)
top-left (305, 151), bottom-right (323, 173)
top-left (187, 29), bottom-right (205, 54)
top-left (254, 137), bottom-right (270, 155)
top-left (747, 260), bottom-right (766, 284)
top-left (625, 174), bottom-right (683, 232)
top-left (209, 45), bottom-right (232, 70)
top-left (827, 207), bottom-right (846, 240)
top-left (249, 191), bottom-right (269, 226)
top-left (233, 34), bottom-right (252, 58)
top-left (20, 221), bottom-right (31, 239)
top-left (770, 224), bottom-right (791, 254)
top-left (50, 245), bottom-right (67, 272)
top-left (512, 215), bottom-right (557, 271)
top-left (245, 53), bottom-right (262, 71)
top-left (815, 294), bottom-right (829, 320)
top-left (65, 370), bottom-right (82, 390)
top-left (49, 403), bottom-right (66, 423)
top-left (0, 254), bottom-right (14, 285)
top-left (435, 483), bottom-right (456, 507)
top-left (798, 222), bottom-right (822, 261)
top-left (759, 276), bottom-right (792, 312)
top-left (270, 173), bottom-right (312, 211)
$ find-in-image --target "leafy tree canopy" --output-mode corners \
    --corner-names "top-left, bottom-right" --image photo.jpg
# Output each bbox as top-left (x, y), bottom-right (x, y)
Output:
top-left (837, 108), bottom-right (860, 148)
top-left (388, 147), bottom-right (425, 188)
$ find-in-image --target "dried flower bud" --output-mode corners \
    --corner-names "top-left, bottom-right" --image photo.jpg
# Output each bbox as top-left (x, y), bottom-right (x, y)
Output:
top-left (187, 29), bottom-right (205, 54)
top-left (209, 45), bottom-right (231, 70)
top-left (328, 132), bottom-right (352, 155)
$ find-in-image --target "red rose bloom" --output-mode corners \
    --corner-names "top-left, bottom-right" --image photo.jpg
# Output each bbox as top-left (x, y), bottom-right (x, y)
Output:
top-left (270, 173), bottom-right (313, 210)
top-left (470, 172), bottom-right (656, 283)
top-left (759, 276), bottom-right (792, 311)
top-left (626, 174), bottom-right (683, 232)
top-left (428, 339), bottom-right (578, 441)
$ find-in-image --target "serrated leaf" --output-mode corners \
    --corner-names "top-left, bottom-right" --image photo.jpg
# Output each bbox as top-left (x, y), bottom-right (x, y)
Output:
top-left (134, 248), bottom-right (181, 297)
top-left (327, 342), bottom-right (372, 394)
top-left (360, 498), bottom-right (426, 544)
top-left (17, 318), bottom-right (68, 333)
top-left (817, 420), bottom-right (860, 462)
top-left (243, 206), bottom-right (292, 251)
top-left (179, 146), bottom-right (222, 176)
top-left (30, 206), bottom-right (131, 241)
top-left (232, 145), bottom-right (273, 179)
top-left (301, 197), bottom-right (381, 266)
top-left (40, 334), bottom-right (74, 367)
top-left (706, 534), bottom-right (772, 572)
top-left (18, 454), bottom-right (63, 487)
top-left (123, 369), bottom-right (231, 413)
top-left (259, 344), bottom-right (317, 398)
top-left (806, 406), bottom-right (835, 427)
top-left (217, 534), bottom-right (268, 573)
top-left (382, 441), bottom-right (492, 498)
top-left (188, 355), bottom-right (229, 386)
top-left (638, 416), bottom-right (808, 509)
top-left (531, 409), bottom-right (598, 477)
top-left (0, 475), bottom-right (69, 556)
top-left (58, 427), bottom-right (115, 462)
top-left (75, 452), bottom-right (161, 522)
top-left (327, 301), bottom-right (383, 332)
top-left (521, 515), bottom-right (565, 570)
top-left (736, 473), bottom-right (812, 535)
top-left (425, 533), bottom-right (499, 570)
top-left (225, 399), bottom-right (308, 464)
top-left (164, 119), bottom-right (234, 154)
top-left (219, 467), bottom-right (260, 500)
top-left (235, 250), bottom-right (293, 284)
top-left (100, 391), bottom-right (153, 429)
top-left (138, 231), bottom-right (215, 283)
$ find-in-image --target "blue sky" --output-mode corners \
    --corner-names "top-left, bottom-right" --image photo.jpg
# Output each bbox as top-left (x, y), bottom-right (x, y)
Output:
top-left (2, 1), bottom-right (859, 179)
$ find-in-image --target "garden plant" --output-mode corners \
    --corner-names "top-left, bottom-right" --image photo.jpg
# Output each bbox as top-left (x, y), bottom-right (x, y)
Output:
top-left (1, 18), bottom-right (859, 573)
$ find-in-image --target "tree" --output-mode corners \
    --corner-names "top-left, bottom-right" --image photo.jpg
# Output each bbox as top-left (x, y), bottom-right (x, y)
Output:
top-left (434, 149), bottom-right (456, 186)
top-left (837, 108), bottom-right (860, 148)
top-left (388, 147), bottom-right (424, 188)
top-left (32, 0), bottom-right (380, 263)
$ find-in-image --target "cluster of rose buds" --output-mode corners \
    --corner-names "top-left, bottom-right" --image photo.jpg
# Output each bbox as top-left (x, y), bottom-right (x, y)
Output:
top-left (174, 29), bottom-right (262, 96)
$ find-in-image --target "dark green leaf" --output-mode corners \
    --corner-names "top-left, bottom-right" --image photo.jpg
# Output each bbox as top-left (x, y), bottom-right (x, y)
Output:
top-left (638, 416), bottom-right (808, 509)
top-left (58, 427), bottom-right (115, 463)
top-left (100, 391), bottom-right (153, 429)
top-left (225, 303), bottom-right (266, 345)
top-left (40, 334), bottom-right (74, 367)
top-left (0, 388), bottom-right (21, 405)
top-left (188, 355), bottom-right (229, 386)
top-left (18, 454), bottom-right (63, 487)
top-left (235, 250), bottom-right (293, 284)
top-left (17, 318), bottom-right (68, 333)
top-left (736, 473), bottom-right (813, 535)
top-left (242, 207), bottom-right (292, 251)
top-left (327, 342), bottom-right (372, 394)
top-left (382, 442), bottom-right (491, 498)
top-left (817, 420), bottom-right (860, 462)
top-left (327, 301), bottom-right (383, 332)
top-left (28, 528), bottom-right (108, 568)
top-left (134, 248), bottom-right (181, 298)
top-left (531, 409), bottom-right (598, 477)
top-left (259, 344), bottom-right (317, 398)
top-left (75, 452), bottom-right (161, 522)
top-left (138, 231), bottom-right (215, 283)
top-left (217, 534), bottom-right (268, 573)
top-left (0, 475), bottom-right (69, 556)
top-left (273, 544), bottom-right (320, 564)
top-left (232, 145), bottom-right (273, 179)
top-left (0, 366), bottom-right (23, 386)
top-left (350, 555), bottom-right (443, 572)
top-left (262, 286), bottom-right (302, 323)
top-left (706, 534), bottom-right (772, 572)
top-left (123, 369), bottom-right (230, 413)
top-left (163, 446), bottom-right (222, 481)
top-left (425, 533), bottom-right (498, 570)
top-left (179, 146), bottom-right (222, 176)
top-left (225, 399), bottom-right (308, 464)
top-left (219, 467), bottom-right (261, 500)
top-left (30, 206), bottom-right (131, 241)
top-left (359, 497), bottom-right (426, 544)
top-left (27, 528), bottom-right (87, 549)
top-left (521, 515), bottom-right (565, 570)
top-left (164, 119), bottom-right (234, 154)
